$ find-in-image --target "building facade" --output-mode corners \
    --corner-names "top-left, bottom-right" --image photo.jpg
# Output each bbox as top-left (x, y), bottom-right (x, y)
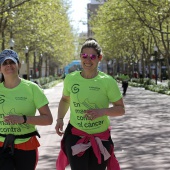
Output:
top-left (87, 0), bottom-right (106, 37)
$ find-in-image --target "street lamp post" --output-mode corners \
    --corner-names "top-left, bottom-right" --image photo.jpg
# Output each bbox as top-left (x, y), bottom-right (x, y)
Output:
top-left (154, 46), bottom-right (158, 85)
top-left (33, 51), bottom-right (37, 78)
top-left (159, 54), bottom-right (164, 82)
top-left (25, 46), bottom-right (29, 80)
top-left (39, 53), bottom-right (43, 78)
top-left (9, 38), bottom-right (15, 49)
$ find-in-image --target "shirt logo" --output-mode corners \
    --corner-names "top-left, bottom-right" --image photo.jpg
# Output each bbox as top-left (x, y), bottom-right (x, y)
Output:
top-left (15, 97), bottom-right (27, 100)
top-left (71, 84), bottom-right (79, 94)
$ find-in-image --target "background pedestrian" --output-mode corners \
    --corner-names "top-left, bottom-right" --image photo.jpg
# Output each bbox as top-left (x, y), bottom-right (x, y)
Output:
top-left (120, 71), bottom-right (130, 95)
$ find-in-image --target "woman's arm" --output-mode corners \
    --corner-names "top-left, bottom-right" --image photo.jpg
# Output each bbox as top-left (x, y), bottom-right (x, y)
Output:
top-left (55, 95), bottom-right (70, 136)
top-left (105, 98), bottom-right (125, 117)
top-left (57, 95), bottom-right (70, 120)
top-left (84, 98), bottom-right (125, 120)
top-left (26, 104), bottom-right (53, 125)
top-left (3, 104), bottom-right (53, 125)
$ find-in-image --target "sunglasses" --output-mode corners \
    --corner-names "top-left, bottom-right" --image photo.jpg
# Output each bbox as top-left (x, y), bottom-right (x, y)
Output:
top-left (81, 53), bottom-right (98, 60)
top-left (2, 60), bottom-right (16, 66)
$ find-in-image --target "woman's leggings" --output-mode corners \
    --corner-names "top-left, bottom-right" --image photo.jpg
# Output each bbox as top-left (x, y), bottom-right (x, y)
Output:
top-left (63, 124), bottom-right (112, 170)
top-left (0, 147), bottom-right (38, 170)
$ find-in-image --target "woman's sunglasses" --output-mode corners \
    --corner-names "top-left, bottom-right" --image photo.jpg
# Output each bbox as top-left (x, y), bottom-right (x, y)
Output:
top-left (2, 60), bottom-right (16, 66)
top-left (81, 53), bottom-right (98, 60)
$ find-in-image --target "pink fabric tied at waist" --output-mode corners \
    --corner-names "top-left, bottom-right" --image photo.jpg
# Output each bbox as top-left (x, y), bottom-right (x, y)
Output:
top-left (56, 126), bottom-right (121, 170)
top-left (71, 127), bottom-right (111, 164)
top-left (71, 137), bottom-right (111, 161)
top-left (56, 148), bottom-right (69, 170)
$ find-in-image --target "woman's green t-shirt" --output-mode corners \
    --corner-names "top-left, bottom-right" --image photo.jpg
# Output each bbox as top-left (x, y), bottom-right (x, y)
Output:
top-left (63, 71), bottom-right (122, 134)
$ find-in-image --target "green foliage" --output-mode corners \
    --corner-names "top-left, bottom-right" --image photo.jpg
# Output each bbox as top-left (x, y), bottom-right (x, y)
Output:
top-left (129, 78), bottom-right (170, 95)
top-left (90, 0), bottom-right (170, 79)
top-left (39, 77), bottom-right (47, 85)
top-left (0, 0), bottom-right (76, 67)
top-left (38, 76), bottom-right (55, 85)
top-left (165, 90), bottom-right (170, 95)
top-left (33, 75), bottom-right (63, 89)
top-left (130, 78), bottom-right (155, 86)
top-left (41, 79), bottom-right (63, 89)
top-left (129, 82), bottom-right (144, 88)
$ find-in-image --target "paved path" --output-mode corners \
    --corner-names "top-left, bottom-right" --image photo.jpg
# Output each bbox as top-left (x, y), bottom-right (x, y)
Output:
top-left (36, 82), bottom-right (170, 170)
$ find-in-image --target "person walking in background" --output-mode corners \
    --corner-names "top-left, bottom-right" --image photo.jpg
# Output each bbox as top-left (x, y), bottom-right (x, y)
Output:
top-left (0, 49), bottom-right (53, 170)
top-left (133, 71), bottom-right (138, 78)
top-left (55, 38), bottom-right (125, 170)
top-left (120, 72), bottom-right (130, 96)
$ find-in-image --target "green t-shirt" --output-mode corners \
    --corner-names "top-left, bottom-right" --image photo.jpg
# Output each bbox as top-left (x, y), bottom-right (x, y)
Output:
top-left (0, 78), bottom-right (49, 144)
top-left (120, 74), bottom-right (130, 82)
top-left (63, 71), bottom-right (122, 134)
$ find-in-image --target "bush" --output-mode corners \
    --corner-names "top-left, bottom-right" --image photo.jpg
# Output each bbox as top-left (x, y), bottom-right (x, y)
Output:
top-left (168, 80), bottom-right (170, 89)
top-left (41, 79), bottom-right (63, 89)
top-left (129, 78), bottom-right (170, 96)
top-left (165, 90), bottom-right (170, 95)
top-left (33, 75), bottom-right (61, 88)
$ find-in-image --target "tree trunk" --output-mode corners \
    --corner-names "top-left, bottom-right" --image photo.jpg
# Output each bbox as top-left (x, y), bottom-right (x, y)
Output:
top-left (165, 56), bottom-right (170, 79)
top-left (1, 31), bottom-right (5, 50)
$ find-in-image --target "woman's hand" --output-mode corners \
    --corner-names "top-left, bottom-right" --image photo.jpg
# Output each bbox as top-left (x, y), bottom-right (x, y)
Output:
top-left (85, 99), bottom-right (125, 119)
top-left (55, 119), bottom-right (64, 136)
top-left (4, 115), bottom-right (25, 124)
top-left (84, 109), bottom-right (105, 120)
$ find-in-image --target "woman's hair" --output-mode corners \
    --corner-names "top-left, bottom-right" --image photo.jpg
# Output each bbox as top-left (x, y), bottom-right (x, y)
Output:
top-left (80, 38), bottom-right (102, 56)
top-left (0, 74), bottom-right (4, 82)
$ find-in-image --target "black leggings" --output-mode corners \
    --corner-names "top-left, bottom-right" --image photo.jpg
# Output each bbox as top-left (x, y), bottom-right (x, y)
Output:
top-left (63, 124), bottom-right (113, 170)
top-left (0, 147), bottom-right (38, 170)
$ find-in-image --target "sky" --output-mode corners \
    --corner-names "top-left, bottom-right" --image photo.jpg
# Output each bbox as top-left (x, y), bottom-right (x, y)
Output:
top-left (69, 0), bottom-right (90, 33)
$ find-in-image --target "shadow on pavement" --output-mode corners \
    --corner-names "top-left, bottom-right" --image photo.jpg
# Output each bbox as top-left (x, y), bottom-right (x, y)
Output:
top-left (36, 83), bottom-right (170, 170)
top-left (112, 86), bottom-right (170, 170)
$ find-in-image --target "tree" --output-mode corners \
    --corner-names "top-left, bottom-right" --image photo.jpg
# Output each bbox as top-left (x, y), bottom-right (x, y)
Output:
top-left (90, 0), bottom-right (170, 78)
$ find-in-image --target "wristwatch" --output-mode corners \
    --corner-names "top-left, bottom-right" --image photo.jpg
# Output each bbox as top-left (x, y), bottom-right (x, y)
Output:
top-left (22, 115), bottom-right (27, 124)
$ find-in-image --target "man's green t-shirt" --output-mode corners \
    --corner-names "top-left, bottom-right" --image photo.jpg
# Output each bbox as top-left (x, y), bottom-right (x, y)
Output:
top-left (120, 74), bottom-right (130, 82)
top-left (63, 71), bottom-right (122, 134)
top-left (0, 78), bottom-right (49, 144)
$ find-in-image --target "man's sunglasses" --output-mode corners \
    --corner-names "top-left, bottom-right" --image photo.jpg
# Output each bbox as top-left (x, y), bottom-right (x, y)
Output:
top-left (2, 60), bottom-right (16, 66)
top-left (80, 53), bottom-right (98, 60)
